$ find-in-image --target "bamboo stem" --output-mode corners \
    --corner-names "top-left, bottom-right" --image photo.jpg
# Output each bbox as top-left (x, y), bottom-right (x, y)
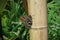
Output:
top-left (28, 0), bottom-right (48, 40)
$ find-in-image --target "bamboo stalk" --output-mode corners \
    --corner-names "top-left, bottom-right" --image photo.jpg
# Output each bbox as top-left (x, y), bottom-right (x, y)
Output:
top-left (27, 0), bottom-right (48, 40)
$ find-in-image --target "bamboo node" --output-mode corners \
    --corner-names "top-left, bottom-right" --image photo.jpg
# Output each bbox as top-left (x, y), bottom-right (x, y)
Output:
top-left (26, 26), bottom-right (48, 30)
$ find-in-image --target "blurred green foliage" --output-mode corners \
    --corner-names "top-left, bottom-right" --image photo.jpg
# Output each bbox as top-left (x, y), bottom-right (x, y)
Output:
top-left (0, 0), bottom-right (60, 40)
top-left (48, 0), bottom-right (60, 40)
top-left (1, 0), bottom-right (29, 40)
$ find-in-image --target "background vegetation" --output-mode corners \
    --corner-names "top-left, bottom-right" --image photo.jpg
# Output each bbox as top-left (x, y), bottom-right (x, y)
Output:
top-left (0, 0), bottom-right (60, 40)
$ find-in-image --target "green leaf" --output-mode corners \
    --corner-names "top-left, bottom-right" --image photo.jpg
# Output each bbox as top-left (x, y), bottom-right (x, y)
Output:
top-left (0, 0), bottom-right (8, 14)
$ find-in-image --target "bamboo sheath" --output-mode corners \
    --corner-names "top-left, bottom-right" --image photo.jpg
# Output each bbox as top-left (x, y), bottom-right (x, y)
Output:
top-left (27, 0), bottom-right (48, 40)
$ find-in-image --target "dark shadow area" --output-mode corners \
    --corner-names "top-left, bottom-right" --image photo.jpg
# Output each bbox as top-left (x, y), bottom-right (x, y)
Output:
top-left (47, 0), bottom-right (53, 3)
top-left (0, 17), bottom-right (3, 40)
